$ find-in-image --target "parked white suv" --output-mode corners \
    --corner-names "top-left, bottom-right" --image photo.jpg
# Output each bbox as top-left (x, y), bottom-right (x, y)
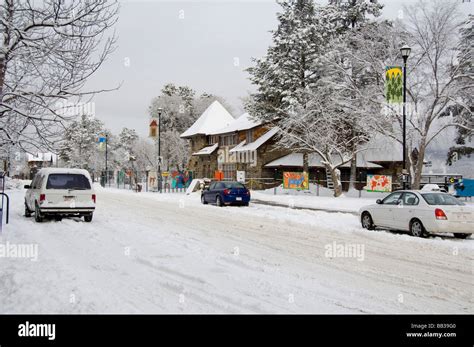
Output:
top-left (25, 168), bottom-right (96, 222)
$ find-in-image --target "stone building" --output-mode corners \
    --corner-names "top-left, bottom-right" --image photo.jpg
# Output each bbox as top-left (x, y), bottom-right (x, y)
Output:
top-left (181, 102), bottom-right (405, 190)
top-left (181, 101), bottom-right (289, 184)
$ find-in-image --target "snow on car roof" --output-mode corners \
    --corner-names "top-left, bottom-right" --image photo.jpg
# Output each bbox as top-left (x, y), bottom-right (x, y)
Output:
top-left (37, 168), bottom-right (91, 176)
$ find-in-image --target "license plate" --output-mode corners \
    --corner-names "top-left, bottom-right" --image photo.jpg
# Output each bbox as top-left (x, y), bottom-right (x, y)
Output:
top-left (236, 197), bottom-right (242, 201)
top-left (453, 212), bottom-right (470, 221)
top-left (64, 196), bottom-right (75, 202)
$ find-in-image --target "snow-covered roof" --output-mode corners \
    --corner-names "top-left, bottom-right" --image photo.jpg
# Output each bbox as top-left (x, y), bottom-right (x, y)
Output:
top-left (192, 143), bottom-right (219, 156)
top-left (264, 152), bottom-right (383, 169)
top-left (208, 112), bottom-right (262, 135)
top-left (180, 101), bottom-right (234, 138)
top-left (27, 152), bottom-right (57, 163)
top-left (230, 128), bottom-right (279, 153)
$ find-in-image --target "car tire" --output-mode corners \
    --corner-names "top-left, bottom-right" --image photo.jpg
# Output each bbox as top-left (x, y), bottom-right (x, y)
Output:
top-left (25, 202), bottom-right (32, 217)
top-left (34, 203), bottom-right (43, 223)
top-left (54, 216), bottom-right (63, 222)
top-left (361, 212), bottom-right (375, 230)
top-left (410, 219), bottom-right (428, 238)
top-left (84, 214), bottom-right (93, 222)
top-left (201, 195), bottom-right (207, 205)
top-left (216, 196), bottom-right (223, 207)
top-left (453, 233), bottom-right (470, 239)
top-left (243, 202), bottom-right (249, 207)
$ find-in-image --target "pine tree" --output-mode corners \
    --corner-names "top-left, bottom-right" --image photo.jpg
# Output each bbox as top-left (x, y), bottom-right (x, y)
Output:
top-left (446, 14), bottom-right (473, 164)
top-left (59, 115), bottom-right (105, 172)
top-left (246, 0), bottom-right (328, 121)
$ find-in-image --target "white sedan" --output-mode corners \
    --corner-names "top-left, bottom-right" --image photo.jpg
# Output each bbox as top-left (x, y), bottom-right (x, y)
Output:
top-left (359, 190), bottom-right (473, 238)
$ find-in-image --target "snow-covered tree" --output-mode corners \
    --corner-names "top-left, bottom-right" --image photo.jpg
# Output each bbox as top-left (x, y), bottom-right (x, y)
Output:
top-left (326, 0), bottom-right (473, 189)
top-left (59, 115), bottom-right (106, 174)
top-left (445, 14), bottom-right (473, 165)
top-left (246, 0), bottom-right (383, 195)
top-left (148, 84), bottom-right (232, 172)
top-left (246, 0), bottom-right (326, 121)
top-left (0, 0), bottom-right (118, 153)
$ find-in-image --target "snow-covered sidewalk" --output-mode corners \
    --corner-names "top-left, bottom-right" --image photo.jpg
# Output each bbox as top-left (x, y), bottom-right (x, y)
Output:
top-left (251, 189), bottom-right (386, 213)
top-left (0, 187), bottom-right (472, 314)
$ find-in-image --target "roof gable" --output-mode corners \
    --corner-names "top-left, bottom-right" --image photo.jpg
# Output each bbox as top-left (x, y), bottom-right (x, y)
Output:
top-left (180, 100), bottom-right (234, 138)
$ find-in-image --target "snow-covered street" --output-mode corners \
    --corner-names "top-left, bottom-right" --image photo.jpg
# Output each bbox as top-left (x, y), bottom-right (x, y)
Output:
top-left (1, 187), bottom-right (472, 314)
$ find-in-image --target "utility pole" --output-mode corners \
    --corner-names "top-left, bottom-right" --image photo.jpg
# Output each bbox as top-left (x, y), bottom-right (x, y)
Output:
top-left (157, 108), bottom-right (162, 193)
top-left (105, 133), bottom-right (108, 187)
top-left (400, 45), bottom-right (411, 189)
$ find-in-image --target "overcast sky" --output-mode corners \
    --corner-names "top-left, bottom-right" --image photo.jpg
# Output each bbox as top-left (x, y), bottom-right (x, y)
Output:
top-left (84, 0), bottom-right (472, 137)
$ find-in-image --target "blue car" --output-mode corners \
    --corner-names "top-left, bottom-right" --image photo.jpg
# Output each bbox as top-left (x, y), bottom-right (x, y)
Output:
top-left (201, 181), bottom-right (251, 207)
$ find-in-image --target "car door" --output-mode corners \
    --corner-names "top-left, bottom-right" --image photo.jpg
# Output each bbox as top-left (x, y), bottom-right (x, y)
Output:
top-left (26, 175), bottom-right (41, 210)
top-left (391, 192), bottom-right (420, 230)
top-left (204, 182), bottom-right (216, 202)
top-left (213, 182), bottom-right (225, 201)
top-left (376, 192), bottom-right (404, 227)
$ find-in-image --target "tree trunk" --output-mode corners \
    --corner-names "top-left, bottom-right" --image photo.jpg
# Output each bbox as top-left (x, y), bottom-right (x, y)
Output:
top-left (329, 166), bottom-right (343, 197)
top-left (303, 152), bottom-right (309, 176)
top-left (349, 153), bottom-right (357, 190)
top-left (412, 140), bottom-right (427, 190)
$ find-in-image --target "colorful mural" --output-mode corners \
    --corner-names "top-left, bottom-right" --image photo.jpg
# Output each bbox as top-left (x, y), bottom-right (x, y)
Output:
top-left (283, 172), bottom-right (309, 190)
top-left (366, 175), bottom-right (392, 192)
top-left (171, 171), bottom-right (193, 189)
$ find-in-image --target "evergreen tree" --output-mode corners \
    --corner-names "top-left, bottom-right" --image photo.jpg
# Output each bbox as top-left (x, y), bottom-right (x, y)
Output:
top-left (59, 115), bottom-right (105, 172)
top-left (446, 14), bottom-right (473, 165)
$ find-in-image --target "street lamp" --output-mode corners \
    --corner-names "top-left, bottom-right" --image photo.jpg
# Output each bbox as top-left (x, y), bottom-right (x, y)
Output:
top-left (157, 107), bottom-right (163, 193)
top-left (400, 45), bottom-right (411, 189)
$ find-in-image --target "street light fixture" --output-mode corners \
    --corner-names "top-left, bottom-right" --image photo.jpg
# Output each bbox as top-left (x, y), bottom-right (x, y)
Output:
top-left (157, 107), bottom-right (163, 193)
top-left (400, 45), bottom-right (411, 189)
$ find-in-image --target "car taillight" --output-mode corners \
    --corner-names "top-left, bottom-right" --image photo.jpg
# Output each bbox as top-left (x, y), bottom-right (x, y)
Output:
top-left (39, 194), bottom-right (46, 202)
top-left (245, 190), bottom-right (250, 195)
top-left (223, 189), bottom-right (230, 195)
top-left (435, 208), bottom-right (447, 220)
top-left (92, 194), bottom-right (96, 203)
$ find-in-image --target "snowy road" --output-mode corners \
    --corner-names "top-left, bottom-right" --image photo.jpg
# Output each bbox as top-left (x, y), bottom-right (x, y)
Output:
top-left (0, 187), bottom-right (473, 313)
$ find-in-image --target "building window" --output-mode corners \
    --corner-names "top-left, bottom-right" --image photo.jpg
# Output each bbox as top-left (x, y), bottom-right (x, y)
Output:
top-left (222, 164), bottom-right (236, 180)
top-left (246, 129), bottom-right (253, 143)
top-left (208, 135), bottom-right (219, 145)
top-left (219, 134), bottom-right (238, 147)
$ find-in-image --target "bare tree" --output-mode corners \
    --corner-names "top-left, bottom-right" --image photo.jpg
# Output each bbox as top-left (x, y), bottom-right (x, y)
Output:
top-left (0, 0), bottom-right (118, 154)
top-left (323, 0), bottom-right (473, 189)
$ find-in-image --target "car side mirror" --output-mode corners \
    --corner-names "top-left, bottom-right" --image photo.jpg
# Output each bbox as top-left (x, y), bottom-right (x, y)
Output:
top-left (376, 199), bottom-right (382, 204)
top-left (24, 185), bottom-right (31, 189)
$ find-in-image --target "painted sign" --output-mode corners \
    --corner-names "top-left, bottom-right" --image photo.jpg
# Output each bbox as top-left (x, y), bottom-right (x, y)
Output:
top-left (148, 171), bottom-right (158, 190)
top-left (97, 135), bottom-right (106, 152)
top-left (385, 66), bottom-right (403, 104)
top-left (367, 175), bottom-right (392, 192)
top-left (171, 171), bottom-right (193, 189)
top-left (236, 171), bottom-right (246, 184)
top-left (149, 119), bottom-right (158, 138)
top-left (283, 172), bottom-right (309, 190)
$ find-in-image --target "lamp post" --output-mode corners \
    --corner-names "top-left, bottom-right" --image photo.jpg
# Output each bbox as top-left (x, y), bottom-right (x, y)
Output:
top-left (400, 45), bottom-right (411, 189)
top-left (157, 108), bottom-right (163, 193)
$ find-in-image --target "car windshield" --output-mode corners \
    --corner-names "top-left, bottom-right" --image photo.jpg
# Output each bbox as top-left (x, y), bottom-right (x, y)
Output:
top-left (46, 174), bottom-right (91, 190)
top-left (223, 182), bottom-right (245, 189)
top-left (421, 193), bottom-right (464, 206)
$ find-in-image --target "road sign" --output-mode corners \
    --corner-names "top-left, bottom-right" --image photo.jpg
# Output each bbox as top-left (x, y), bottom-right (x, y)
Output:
top-left (237, 171), bottom-right (245, 183)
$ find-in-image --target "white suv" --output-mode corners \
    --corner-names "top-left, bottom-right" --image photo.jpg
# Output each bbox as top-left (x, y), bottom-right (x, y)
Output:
top-left (25, 168), bottom-right (96, 222)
